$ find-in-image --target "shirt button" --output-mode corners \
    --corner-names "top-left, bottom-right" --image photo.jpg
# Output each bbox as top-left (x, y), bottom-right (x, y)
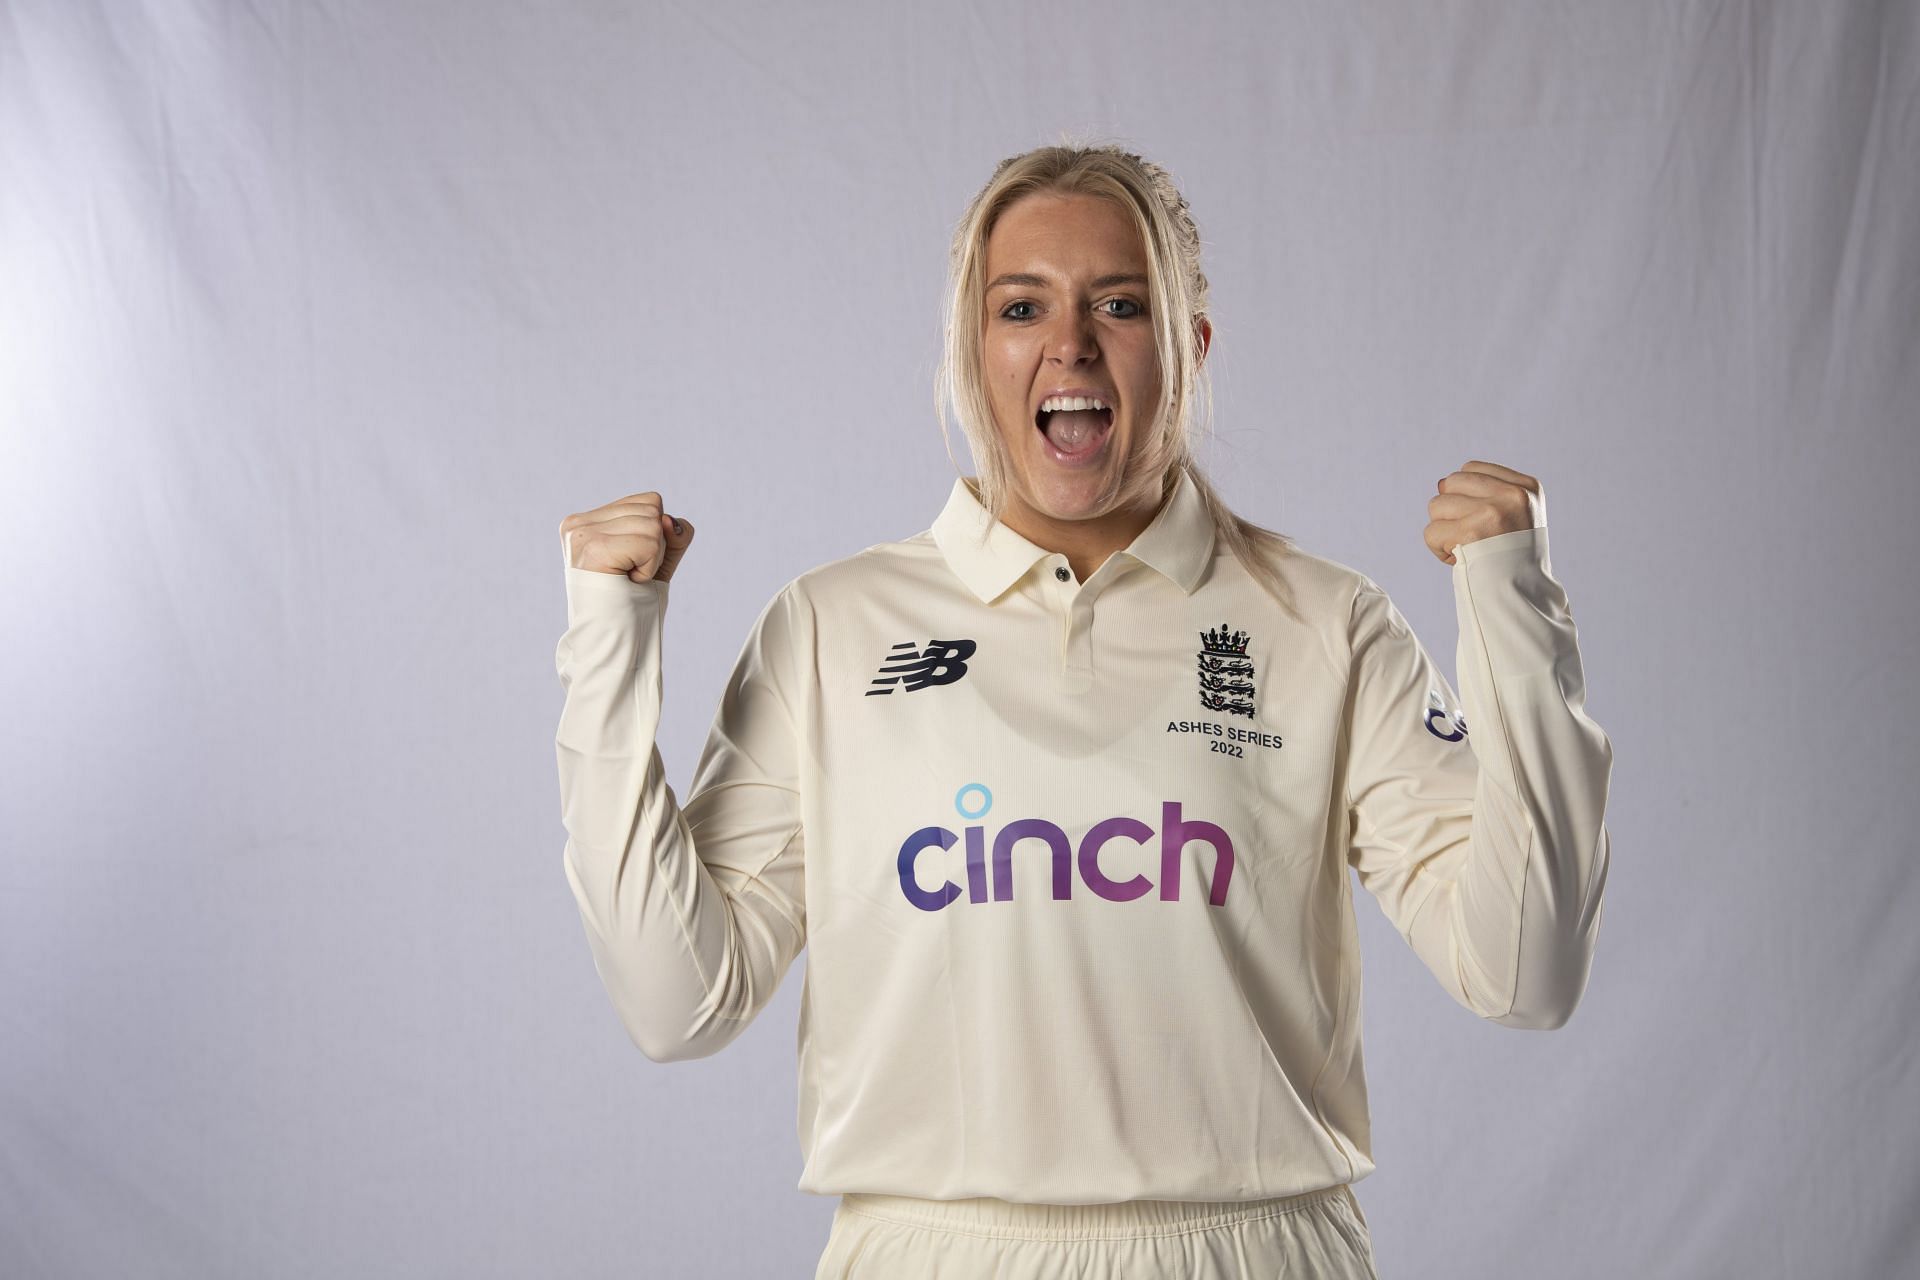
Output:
top-left (1054, 566), bottom-right (1070, 581)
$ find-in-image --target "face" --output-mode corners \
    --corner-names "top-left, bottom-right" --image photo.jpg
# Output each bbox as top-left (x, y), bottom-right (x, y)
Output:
top-left (979, 191), bottom-right (1175, 530)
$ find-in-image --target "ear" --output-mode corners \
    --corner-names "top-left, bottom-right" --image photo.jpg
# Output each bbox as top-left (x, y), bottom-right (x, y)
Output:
top-left (1196, 316), bottom-right (1213, 364)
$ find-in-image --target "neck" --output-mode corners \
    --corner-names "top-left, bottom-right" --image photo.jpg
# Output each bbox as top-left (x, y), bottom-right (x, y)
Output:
top-left (988, 470), bottom-right (1177, 584)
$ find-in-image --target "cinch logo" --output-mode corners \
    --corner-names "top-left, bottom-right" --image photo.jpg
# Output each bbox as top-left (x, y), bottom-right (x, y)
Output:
top-left (1424, 687), bottom-right (1469, 742)
top-left (896, 783), bottom-right (1236, 912)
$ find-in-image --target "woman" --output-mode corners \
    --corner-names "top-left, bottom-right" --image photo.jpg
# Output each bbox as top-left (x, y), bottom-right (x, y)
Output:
top-left (553, 143), bottom-right (1612, 1278)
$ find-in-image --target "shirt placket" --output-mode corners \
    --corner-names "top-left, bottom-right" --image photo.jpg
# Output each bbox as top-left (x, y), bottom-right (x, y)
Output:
top-left (1045, 555), bottom-right (1100, 693)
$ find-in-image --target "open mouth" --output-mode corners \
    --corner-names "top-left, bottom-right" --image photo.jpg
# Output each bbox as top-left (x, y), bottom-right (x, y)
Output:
top-left (1035, 405), bottom-right (1115, 461)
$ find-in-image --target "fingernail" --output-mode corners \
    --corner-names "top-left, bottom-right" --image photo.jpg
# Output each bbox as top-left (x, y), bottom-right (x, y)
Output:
top-left (671, 518), bottom-right (683, 535)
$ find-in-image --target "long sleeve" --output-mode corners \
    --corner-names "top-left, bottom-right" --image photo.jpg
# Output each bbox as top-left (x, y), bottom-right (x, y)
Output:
top-left (1342, 525), bottom-right (1612, 1030)
top-left (552, 554), bottom-right (809, 1062)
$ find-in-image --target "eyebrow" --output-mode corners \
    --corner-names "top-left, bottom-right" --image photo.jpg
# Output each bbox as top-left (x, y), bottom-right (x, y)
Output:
top-left (985, 272), bottom-right (1150, 292)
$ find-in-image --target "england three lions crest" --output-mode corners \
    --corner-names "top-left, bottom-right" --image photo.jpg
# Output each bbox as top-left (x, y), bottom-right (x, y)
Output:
top-left (1198, 622), bottom-right (1256, 719)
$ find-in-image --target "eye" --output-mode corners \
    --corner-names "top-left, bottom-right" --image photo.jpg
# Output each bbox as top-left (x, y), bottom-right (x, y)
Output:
top-left (996, 297), bottom-right (1144, 322)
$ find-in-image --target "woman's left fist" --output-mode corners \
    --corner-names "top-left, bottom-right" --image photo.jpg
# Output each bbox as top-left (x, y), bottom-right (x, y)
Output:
top-left (1427, 460), bottom-right (1547, 566)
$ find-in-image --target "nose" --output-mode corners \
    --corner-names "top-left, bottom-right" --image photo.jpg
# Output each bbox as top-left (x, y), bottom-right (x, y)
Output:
top-left (1044, 306), bottom-right (1099, 365)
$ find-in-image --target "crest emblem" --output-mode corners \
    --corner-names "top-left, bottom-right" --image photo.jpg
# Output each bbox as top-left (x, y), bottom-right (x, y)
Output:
top-left (1197, 622), bottom-right (1256, 718)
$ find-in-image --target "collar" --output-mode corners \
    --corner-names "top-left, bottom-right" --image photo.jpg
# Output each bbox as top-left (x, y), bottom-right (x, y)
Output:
top-left (930, 465), bottom-right (1217, 604)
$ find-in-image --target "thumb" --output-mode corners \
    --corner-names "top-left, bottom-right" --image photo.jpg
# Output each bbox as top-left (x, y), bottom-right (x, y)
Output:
top-left (652, 512), bottom-right (695, 583)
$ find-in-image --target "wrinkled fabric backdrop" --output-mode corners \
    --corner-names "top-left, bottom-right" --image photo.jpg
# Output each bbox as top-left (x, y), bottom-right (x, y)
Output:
top-left (3, 1), bottom-right (1915, 1276)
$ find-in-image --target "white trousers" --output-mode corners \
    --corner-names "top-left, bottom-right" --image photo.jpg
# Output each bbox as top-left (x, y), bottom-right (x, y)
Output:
top-left (813, 1181), bottom-right (1380, 1278)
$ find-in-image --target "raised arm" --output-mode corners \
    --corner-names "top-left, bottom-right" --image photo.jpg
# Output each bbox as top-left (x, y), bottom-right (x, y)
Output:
top-left (553, 498), bottom-right (808, 1062)
top-left (1343, 526), bottom-right (1612, 1030)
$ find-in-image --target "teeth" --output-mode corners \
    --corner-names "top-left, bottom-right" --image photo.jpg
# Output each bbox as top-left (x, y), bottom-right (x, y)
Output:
top-left (1039, 395), bottom-right (1109, 414)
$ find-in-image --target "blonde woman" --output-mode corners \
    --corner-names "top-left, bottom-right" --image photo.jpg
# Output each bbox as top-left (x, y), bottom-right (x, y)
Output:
top-left (554, 141), bottom-right (1612, 1278)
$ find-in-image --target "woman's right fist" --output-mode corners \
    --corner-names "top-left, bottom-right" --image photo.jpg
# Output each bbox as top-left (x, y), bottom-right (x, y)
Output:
top-left (558, 491), bottom-right (696, 584)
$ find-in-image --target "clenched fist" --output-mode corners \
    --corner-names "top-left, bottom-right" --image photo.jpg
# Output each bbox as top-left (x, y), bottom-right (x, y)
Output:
top-left (1427, 460), bottom-right (1546, 566)
top-left (558, 490), bottom-right (696, 584)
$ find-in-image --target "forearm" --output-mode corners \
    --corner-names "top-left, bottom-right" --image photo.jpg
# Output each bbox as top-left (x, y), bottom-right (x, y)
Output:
top-left (553, 570), bottom-right (786, 1062)
top-left (1417, 528), bottom-right (1614, 1029)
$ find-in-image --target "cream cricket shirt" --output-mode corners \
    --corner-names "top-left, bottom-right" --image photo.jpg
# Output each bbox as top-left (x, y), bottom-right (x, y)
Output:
top-left (553, 464), bottom-right (1613, 1204)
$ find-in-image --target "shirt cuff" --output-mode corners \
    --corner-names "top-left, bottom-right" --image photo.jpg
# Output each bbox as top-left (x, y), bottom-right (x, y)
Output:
top-left (1450, 524), bottom-right (1576, 678)
top-left (1452, 525), bottom-right (1550, 578)
top-left (564, 565), bottom-right (667, 621)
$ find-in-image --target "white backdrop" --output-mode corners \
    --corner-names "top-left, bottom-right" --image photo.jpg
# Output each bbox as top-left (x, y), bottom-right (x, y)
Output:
top-left (4, 1), bottom-right (1916, 1276)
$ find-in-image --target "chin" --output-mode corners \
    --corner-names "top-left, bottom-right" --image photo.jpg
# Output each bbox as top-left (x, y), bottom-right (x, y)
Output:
top-left (1021, 470), bottom-right (1121, 522)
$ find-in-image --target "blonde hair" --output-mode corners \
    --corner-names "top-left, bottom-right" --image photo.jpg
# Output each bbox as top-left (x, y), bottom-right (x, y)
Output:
top-left (933, 135), bottom-right (1303, 622)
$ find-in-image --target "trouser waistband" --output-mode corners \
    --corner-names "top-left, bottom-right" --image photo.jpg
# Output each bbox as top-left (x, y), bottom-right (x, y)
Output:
top-left (837, 1183), bottom-right (1352, 1241)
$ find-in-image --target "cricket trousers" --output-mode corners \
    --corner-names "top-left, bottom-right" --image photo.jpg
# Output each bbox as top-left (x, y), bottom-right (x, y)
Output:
top-left (813, 1181), bottom-right (1380, 1278)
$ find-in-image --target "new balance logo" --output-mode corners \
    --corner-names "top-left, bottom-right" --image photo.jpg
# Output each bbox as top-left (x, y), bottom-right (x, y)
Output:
top-left (867, 638), bottom-right (977, 694)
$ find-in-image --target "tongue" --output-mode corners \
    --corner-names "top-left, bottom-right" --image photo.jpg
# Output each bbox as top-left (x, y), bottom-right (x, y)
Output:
top-left (1045, 409), bottom-right (1108, 453)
